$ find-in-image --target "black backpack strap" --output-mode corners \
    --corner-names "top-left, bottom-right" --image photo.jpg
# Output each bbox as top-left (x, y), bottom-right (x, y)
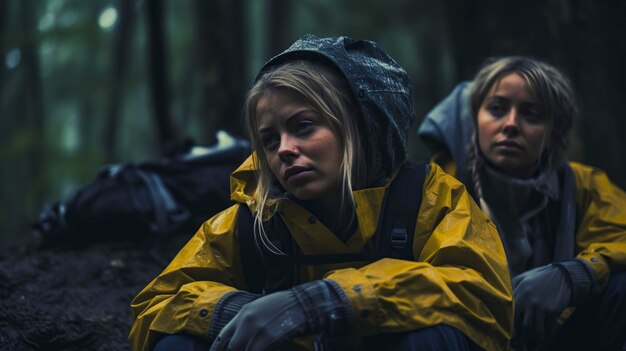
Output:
top-left (376, 162), bottom-right (428, 260)
top-left (236, 205), bottom-right (266, 293)
top-left (280, 161), bottom-right (428, 264)
top-left (134, 168), bottom-right (187, 236)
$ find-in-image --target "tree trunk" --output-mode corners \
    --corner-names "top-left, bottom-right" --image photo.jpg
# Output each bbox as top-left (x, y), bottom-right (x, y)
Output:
top-left (14, 0), bottom-right (45, 241)
top-left (20, 0), bottom-right (44, 205)
top-left (192, 0), bottom-right (248, 141)
top-left (103, 0), bottom-right (135, 162)
top-left (192, 0), bottom-right (218, 145)
top-left (0, 0), bottom-right (6, 99)
top-left (267, 0), bottom-right (292, 57)
top-left (223, 0), bottom-right (247, 135)
top-left (577, 0), bottom-right (624, 187)
top-left (146, 0), bottom-right (177, 155)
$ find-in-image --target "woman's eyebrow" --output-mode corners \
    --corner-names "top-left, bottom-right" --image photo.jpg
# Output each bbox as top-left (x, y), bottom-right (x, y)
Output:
top-left (258, 108), bottom-right (317, 134)
top-left (488, 95), bottom-right (509, 101)
top-left (483, 95), bottom-right (509, 104)
top-left (258, 125), bottom-right (274, 135)
top-left (285, 108), bottom-right (316, 123)
top-left (520, 101), bottom-right (540, 108)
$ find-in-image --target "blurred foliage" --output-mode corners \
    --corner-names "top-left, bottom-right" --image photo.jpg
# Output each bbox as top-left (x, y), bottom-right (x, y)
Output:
top-left (1, 0), bottom-right (625, 244)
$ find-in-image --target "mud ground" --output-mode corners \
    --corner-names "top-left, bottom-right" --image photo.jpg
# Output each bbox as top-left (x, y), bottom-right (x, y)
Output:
top-left (0, 233), bottom-right (190, 351)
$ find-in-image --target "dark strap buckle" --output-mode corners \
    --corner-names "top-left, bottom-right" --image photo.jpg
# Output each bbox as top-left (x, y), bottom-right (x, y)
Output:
top-left (390, 228), bottom-right (408, 249)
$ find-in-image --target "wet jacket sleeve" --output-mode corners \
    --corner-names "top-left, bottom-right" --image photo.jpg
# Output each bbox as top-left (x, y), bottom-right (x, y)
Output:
top-left (129, 204), bottom-right (247, 351)
top-left (571, 162), bottom-right (626, 294)
top-left (324, 164), bottom-right (513, 351)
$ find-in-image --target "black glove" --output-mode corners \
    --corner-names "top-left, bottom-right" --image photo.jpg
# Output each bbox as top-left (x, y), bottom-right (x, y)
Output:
top-left (209, 280), bottom-right (352, 351)
top-left (511, 259), bottom-right (594, 350)
top-left (207, 290), bottom-right (261, 341)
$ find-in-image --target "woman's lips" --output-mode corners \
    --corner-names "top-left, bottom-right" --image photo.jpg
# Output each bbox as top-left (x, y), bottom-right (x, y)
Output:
top-left (285, 169), bottom-right (313, 184)
top-left (493, 140), bottom-right (522, 152)
top-left (283, 166), bottom-right (311, 181)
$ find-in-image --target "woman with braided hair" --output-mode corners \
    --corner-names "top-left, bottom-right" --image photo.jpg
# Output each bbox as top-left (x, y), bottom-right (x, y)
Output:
top-left (419, 56), bottom-right (626, 350)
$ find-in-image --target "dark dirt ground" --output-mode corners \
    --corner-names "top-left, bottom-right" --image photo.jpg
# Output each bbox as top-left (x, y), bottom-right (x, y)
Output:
top-left (0, 233), bottom-right (191, 351)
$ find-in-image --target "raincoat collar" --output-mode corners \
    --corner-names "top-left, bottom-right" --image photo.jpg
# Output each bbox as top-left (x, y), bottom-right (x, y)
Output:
top-left (229, 154), bottom-right (387, 252)
top-left (230, 155), bottom-right (257, 206)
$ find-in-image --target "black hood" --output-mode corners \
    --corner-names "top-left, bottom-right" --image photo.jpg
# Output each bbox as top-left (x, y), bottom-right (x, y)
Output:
top-left (257, 34), bottom-right (415, 185)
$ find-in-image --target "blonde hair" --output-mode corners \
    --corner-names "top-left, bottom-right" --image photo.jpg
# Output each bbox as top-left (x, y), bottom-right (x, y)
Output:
top-left (244, 60), bottom-right (364, 254)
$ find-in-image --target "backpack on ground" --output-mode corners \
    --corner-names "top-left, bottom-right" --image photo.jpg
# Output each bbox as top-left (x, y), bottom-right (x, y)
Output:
top-left (33, 131), bottom-right (250, 245)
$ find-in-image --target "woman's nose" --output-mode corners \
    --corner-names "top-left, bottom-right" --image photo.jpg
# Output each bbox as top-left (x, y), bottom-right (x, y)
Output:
top-left (277, 135), bottom-right (299, 162)
top-left (502, 110), bottom-right (520, 135)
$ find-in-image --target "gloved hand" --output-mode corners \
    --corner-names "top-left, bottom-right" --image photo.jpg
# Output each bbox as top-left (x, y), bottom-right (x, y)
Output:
top-left (207, 290), bottom-right (262, 341)
top-left (209, 279), bottom-right (352, 351)
top-left (511, 259), bottom-right (594, 350)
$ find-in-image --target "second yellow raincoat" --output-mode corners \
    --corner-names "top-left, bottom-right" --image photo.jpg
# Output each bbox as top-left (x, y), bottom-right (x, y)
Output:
top-left (418, 81), bottom-right (626, 293)
top-left (433, 151), bottom-right (626, 296)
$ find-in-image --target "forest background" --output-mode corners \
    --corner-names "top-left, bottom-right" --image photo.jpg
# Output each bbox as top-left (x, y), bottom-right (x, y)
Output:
top-left (1, 0), bottom-right (625, 245)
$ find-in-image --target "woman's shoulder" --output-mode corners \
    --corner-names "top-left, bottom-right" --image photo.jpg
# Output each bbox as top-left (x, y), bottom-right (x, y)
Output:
top-left (199, 203), bottom-right (245, 236)
top-left (567, 161), bottom-right (613, 187)
top-left (567, 161), bottom-right (599, 174)
top-left (567, 161), bottom-right (626, 201)
top-left (423, 161), bottom-right (469, 193)
top-left (430, 150), bottom-right (458, 177)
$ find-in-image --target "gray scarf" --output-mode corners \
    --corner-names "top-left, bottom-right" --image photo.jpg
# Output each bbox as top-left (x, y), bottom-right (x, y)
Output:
top-left (480, 164), bottom-right (560, 276)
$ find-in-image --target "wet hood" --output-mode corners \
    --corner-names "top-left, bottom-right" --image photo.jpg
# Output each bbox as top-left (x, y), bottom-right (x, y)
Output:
top-left (257, 34), bottom-right (415, 186)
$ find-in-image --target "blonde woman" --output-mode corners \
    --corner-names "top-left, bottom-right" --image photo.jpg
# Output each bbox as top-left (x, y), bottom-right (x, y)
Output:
top-left (130, 35), bottom-right (513, 351)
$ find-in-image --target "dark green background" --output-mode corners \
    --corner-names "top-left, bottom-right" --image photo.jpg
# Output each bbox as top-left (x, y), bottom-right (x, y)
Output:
top-left (1, 0), bottom-right (625, 244)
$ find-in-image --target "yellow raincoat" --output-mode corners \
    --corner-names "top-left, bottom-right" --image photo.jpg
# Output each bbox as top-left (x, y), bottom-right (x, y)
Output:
top-left (435, 151), bottom-right (626, 295)
top-left (129, 156), bottom-right (513, 351)
top-left (568, 162), bottom-right (626, 292)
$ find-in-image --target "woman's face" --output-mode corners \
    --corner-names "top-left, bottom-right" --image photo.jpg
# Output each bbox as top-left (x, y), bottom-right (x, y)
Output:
top-left (477, 73), bottom-right (548, 178)
top-left (256, 89), bottom-right (343, 206)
